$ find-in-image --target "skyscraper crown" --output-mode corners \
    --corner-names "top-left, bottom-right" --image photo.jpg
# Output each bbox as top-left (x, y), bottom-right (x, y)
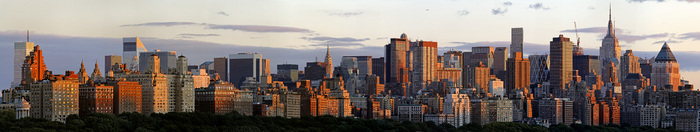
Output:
top-left (654, 42), bottom-right (677, 62)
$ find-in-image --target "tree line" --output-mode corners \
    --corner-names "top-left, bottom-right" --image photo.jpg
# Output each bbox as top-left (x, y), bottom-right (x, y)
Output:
top-left (0, 110), bottom-right (686, 132)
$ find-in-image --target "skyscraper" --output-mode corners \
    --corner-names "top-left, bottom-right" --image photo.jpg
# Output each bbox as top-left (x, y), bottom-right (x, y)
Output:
top-left (470, 46), bottom-right (494, 68)
top-left (506, 52), bottom-right (530, 97)
top-left (493, 47), bottom-right (508, 75)
top-left (13, 41), bottom-right (34, 86)
top-left (529, 54), bottom-right (549, 85)
top-left (411, 41), bottom-right (438, 89)
top-left (213, 57), bottom-right (228, 81)
top-left (325, 44), bottom-right (334, 78)
top-left (651, 43), bottom-right (681, 90)
top-left (122, 37), bottom-right (147, 71)
top-left (139, 50), bottom-right (177, 74)
top-left (105, 55), bottom-right (122, 74)
top-left (511, 28), bottom-right (523, 57)
top-left (573, 55), bottom-right (600, 80)
top-left (21, 45), bottom-right (47, 84)
top-left (600, 7), bottom-right (621, 84)
top-left (550, 35), bottom-right (573, 97)
top-left (385, 33), bottom-right (411, 84)
top-left (372, 57), bottom-right (385, 83)
top-left (620, 50), bottom-right (641, 83)
top-left (229, 53), bottom-right (265, 87)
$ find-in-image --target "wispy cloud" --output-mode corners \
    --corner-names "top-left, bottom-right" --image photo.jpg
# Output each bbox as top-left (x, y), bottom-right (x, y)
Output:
top-left (121, 22), bottom-right (312, 33)
top-left (323, 10), bottom-right (364, 17)
top-left (529, 3), bottom-right (550, 10)
top-left (301, 36), bottom-right (370, 42)
top-left (503, 2), bottom-right (513, 6)
top-left (492, 2), bottom-right (512, 15)
top-left (678, 32), bottom-right (700, 41)
top-left (560, 27), bottom-right (624, 34)
top-left (207, 24), bottom-right (311, 33)
top-left (217, 11), bottom-right (229, 16)
top-left (617, 33), bottom-right (670, 43)
top-left (457, 10), bottom-right (470, 16)
top-left (588, 6), bottom-right (595, 10)
top-left (177, 33), bottom-right (220, 38)
top-left (120, 22), bottom-right (203, 27)
top-left (492, 8), bottom-right (508, 15)
top-left (309, 42), bottom-right (364, 47)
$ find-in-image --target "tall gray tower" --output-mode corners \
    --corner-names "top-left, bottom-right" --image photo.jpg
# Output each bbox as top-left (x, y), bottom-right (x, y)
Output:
top-left (510, 27), bottom-right (524, 58)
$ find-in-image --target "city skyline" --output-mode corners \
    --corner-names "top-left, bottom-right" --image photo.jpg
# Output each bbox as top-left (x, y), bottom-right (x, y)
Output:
top-left (3, 0), bottom-right (700, 90)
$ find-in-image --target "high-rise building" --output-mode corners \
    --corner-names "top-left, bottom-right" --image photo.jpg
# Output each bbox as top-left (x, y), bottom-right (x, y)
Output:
top-left (77, 61), bottom-right (90, 84)
top-left (169, 55), bottom-right (195, 112)
top-left (529, 54), bottom-right (549, 85)
top-left (675, 109), bottom-right (700, 132)
top-left (443, 51), bottom-right (463, 68)
top-left (537, 98), bottom-right (574, 125)
top-left (277, 64), bottom-right (300, 82)
top-left (411, 41), bottom-right (438, 89)
top-left (366, 75), bottom-right (385, 95)
top-left (600, 7), bottom-right (622, 84)
top-left (341, 56), bottom-right (372, 79)
top-left (21, 45), bottom-right (47, 85)
top-left (79, 84), bottom-right (114, 115)
top-left (324, 45), bottom-right (334, 78)
top-left (195, 82), bottom-right (236, 114)
top-left (506, 52), bottom-right (530, 98)
top-left (139, 50), bottom-right (177, 74)
top-left (385, 33), bottom-right (411, 84)
top-left (105, 55), bottom-right (122, 75)
top-left (128, 54), bottom-right (168, 115)
top-left (639, 105), bottom-right (664, 128)
top-left (30, 80), bottom-right (80, 122)
top-left (573, 55), bottom-right (600, 80)
top-left (213, 57), bottom-right (228, 81)
top-left (511, 27), bottom-right (523, 57)
top-left (651, 43), bottom-right (681, 90)
top-left (122, 37), bottom-right (147, 71)
top-left (465, 62), bottom-right (490, 95)
top-left (443, 88), bottom-right (470, 127)
top-left (470, 46), bottom-right (494, 68)
top-left (620, 50), bottom-right (641, 83)
top-left (229, 53), bottom-right (265, 87)
top-left (304, 62), bottom-right (326, 80)
top-left (549, 35), bottom-right (574, 97)
top-left (372, 57), bottom-right (385, 83)
top-left (493, 47), bottom-right (508, 75)
top-left (107, 81), bottom-right (142, 114)
top-left (13, 41), bottom-right (34, 86)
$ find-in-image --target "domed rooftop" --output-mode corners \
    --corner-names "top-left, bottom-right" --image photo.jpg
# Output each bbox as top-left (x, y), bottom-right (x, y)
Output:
top-left (654, 42), bottom-right (677, 62)
top-left (15, 97), bottom-right (30, 108)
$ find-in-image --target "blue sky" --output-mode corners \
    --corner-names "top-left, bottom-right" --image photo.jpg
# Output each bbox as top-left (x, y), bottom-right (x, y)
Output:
top-left (2, 0), bottom-right (700, 89)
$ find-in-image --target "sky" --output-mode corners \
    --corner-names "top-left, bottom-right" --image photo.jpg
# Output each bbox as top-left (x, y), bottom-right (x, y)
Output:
top-left (2, 0), bottom-right (700, 90)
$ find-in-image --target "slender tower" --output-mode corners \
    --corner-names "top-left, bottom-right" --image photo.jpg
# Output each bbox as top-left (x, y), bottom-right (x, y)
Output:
top-left (325, 42), bottom-right (333, 78)
top-left (600, 5), bottom-right (621, 84)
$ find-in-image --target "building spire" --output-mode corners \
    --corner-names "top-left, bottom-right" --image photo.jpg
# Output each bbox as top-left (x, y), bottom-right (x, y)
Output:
top-left (26, 30), bottom-right (29, 42)
top-left (324, 41), bottom-right (333, 78)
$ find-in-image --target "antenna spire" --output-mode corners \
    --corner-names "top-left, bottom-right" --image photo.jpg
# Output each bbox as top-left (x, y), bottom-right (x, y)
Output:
top-left (26, 30), bottom-right (29, 42)
top-left (609, 3), bottom-right (611, 21)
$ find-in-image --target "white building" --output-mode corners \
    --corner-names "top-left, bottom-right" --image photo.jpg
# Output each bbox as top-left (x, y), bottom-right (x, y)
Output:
top-left (443, 88), bottom-right (470, 127)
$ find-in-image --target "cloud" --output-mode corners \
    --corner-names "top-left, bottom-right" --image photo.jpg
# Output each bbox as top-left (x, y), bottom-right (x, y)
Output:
top-left (217, 12), bottom-right (229, 16)
top-left (301, 36), bottom-right (370, 42)
top-left (323, 10), bottom-right (364, 17)
top-left (457, 10), bottom-right (470, 16)
top-left (309, 42), bottom-right (364, 47)
top-left (653, 40), bottom-right (682, 44)
top-left (678, 32), bottom-right (700, 41)
top-left (121, 22), bottom-right (312, 33)
top-left (491, 2), bottom-right (512, 15)
top-left (588, 6), bottom-right (595, 10)
top-left (492, 8), bottom-right (508, 15)
top-left (206, 24), bottom-right (311, 33)
top-left (177, 33), bottom-right (220, 38)
top-left (503, 2), bottom-right (512, 6)
top-left (529, 3), bottom-right (550, 10)
top-left (120, 22), bottom-right (203, 27)
top-left (616, 33), bottom-right (669, 43)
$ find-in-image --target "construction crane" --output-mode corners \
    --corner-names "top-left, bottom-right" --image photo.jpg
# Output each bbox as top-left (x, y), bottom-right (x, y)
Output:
top-left (573, 21), bottom-right (584, 55)
top-left (574, 21), bottom-right (580, 46)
